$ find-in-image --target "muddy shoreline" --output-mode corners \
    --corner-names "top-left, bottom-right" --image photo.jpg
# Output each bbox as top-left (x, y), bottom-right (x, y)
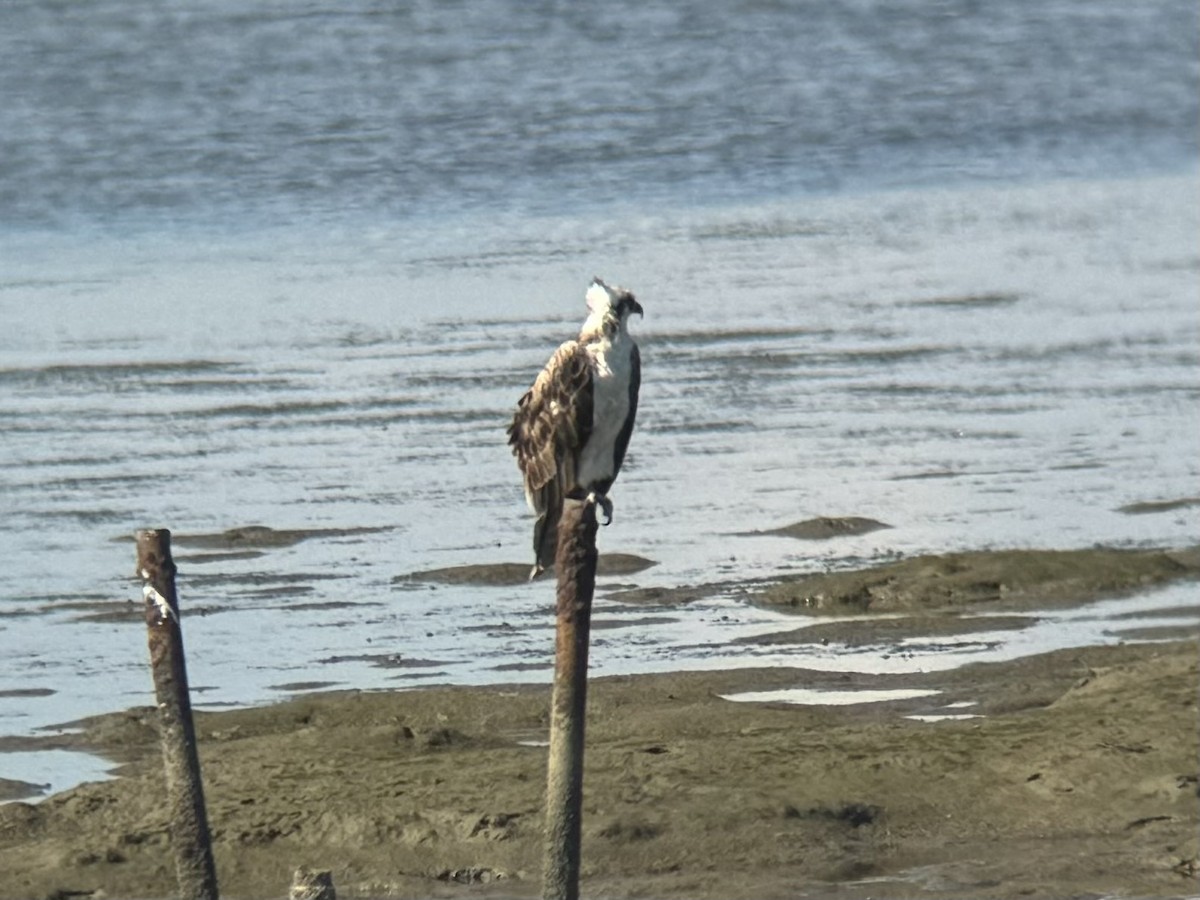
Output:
top-left (1, 545), bottom-right (1197, 899)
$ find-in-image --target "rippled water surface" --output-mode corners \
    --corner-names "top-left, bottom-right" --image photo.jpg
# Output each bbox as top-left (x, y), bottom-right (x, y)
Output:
top-left (1, 0), bottom-right (1198, 780)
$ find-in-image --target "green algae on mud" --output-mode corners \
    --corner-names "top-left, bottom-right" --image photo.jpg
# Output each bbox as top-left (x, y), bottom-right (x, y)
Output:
top-left (604, 545), bottom-right (1200, 613)
top-left (754, 546), bottom-right (1200, 614)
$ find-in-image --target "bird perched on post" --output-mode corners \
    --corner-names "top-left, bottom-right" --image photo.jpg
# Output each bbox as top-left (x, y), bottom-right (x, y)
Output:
top-left (508, 277), bottom-right (643, 580)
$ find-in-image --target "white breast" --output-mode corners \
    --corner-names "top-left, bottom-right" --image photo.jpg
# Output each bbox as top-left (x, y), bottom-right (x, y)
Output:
top-left (576, 333), bottom-right (633, 489)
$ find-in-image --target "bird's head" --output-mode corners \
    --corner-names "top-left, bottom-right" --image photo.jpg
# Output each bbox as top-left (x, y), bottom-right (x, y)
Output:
top-left (586, 277), bottom-right (643, 327)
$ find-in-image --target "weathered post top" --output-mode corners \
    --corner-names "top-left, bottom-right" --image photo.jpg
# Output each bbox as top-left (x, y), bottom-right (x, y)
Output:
top-left (135, 526), bottom-right (219, 900)
top-left (136, 528), bottom-right (179, 623)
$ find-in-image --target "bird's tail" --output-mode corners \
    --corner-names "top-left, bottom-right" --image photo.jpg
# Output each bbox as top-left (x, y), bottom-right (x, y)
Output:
top-left (530, 486), bottom-right (562, 580)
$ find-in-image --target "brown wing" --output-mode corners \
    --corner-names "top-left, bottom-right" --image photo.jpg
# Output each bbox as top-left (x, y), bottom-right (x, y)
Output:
top-left (507, 341), bottom-right (594, 575)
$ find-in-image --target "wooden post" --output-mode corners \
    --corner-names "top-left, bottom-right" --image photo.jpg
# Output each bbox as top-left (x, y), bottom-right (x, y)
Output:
top-left (136, 528), bottom-right (219, 900)
top-left (541, 498), bottom-right (599, 900)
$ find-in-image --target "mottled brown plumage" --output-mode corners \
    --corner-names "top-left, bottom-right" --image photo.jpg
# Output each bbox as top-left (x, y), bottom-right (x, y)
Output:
top-left (508, 278), bottom-right (642, 578)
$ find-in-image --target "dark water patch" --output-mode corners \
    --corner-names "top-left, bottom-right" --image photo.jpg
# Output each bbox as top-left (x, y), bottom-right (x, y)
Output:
top-left (0, 360), bottom-right (239, 389)
top-left (890, 469), bottom-right (964, 481)
top-left (604, 583), bottom-right (727, 607)
top-left (454, 315), bottom-right (577, 331)
top-left (187, 399), bottom-right (366, 420)
top-left (1108, 603), bottom-right (1200, 621)
top-left (688, 218), bottom-right (832, 242)
top-left (277, 600), bottom-right (379, 613)
top-left (0, 454), bottom-right (125, 470)
top-left (397, 562), bottom-right (530, 587)
top-left (146, 376), bottom-right (297, 394)
top-left (0, 276), bottom-right (112, 293)
top-left (843, 425), bottom-right (1021, 442)
top-left (399, 553), bottom-right (656, 586)
top-left (1118, 497), bottom-right (1200, 515)
top-left (651, 419), bottom-right (755, 435)
top-left (750, 517), bottom-right (893, 541)
top-left (1049, 461), bottom-right (1106, 472)
top-left (41, 598), bottom-right (135, 615)
top-left (28, 473), bottom-right (173, 492)
top-left (169, 525), bottom-right (391, 550)
top-left (736, 615), bottom-right (1032, 648)
top-left (163, 573), bottom-right (348, 588)
top-left (16, 508), bottom-right (131, 526)
top-left (591, 615), bottom-right (679, 631)
top-left (62, 599), bottom-right (227, 622)
top-left (333, 328), bottom-right (410, 349)
top-left (176, 550), bottom-right (267, 565)
top-left (981, 338), bottom-right (1133, 363)
top-left (18, 592), bottom-right (110, 607)
top-left (0, 607), bottom-right (42, 619)
top-left (824, 345), bottom-right (952, 366)
top-left (0, 688), bottom-right (56, 699)
top-left (890, 639), bottom-right (1005, 656)
top-left (317, 653), bottom-right (449, 669)
top-left (1150, 256), bottom-right (1200, 272)
top-left (904, 293), bottom-right (1020, 308)
top-left (268, 681), bottom-right (343, 693)
top-left (653, 326), bottom-right (830, 348)
top-left (844, 382), bottom-right (949, 397)
top-left (231, 584), bottom-right (317, 601)
top-left (375, 408), bottom-right (506, 427)
top-left (490, 661), bottom-right (552, 673)
top-left (68, 602), bottom-right (143, 624)
top-left (684, 350), bottom-right (818, 372)
top-left (406, 370), bottom-right (522, 390)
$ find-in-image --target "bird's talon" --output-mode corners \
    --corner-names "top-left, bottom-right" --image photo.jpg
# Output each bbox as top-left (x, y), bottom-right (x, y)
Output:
top-left (584, 491), bottom-right (614, 525)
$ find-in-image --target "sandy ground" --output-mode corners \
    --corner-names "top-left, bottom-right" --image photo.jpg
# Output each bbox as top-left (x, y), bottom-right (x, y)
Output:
top-left (0, 545), bottom-right (1197, 900)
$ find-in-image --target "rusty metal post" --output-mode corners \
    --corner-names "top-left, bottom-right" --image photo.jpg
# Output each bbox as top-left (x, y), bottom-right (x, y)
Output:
top-left (541, 498), bottom-right (599, 900)
top-left (136, 528), bottom-right (219, 900)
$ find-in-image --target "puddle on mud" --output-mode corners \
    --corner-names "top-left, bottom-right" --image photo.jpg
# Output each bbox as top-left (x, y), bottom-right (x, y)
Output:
top-left (905, 713), bottom-right (982, 722)
top-left (720, 687), bottom-right (940, 706)
top-left (3, 567), bottom-right (1197, 805)
top-left (0, 749), bottom-right (116, 803)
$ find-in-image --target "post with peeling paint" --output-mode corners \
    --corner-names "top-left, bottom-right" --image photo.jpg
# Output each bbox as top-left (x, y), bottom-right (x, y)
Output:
top-left (541, 499), bottom-right (599, 900)
top-left (136, 528), bottom-right (219, 900)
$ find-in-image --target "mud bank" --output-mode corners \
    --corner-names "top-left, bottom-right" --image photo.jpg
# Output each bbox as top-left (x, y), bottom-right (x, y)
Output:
top-left (0, 547), bottom-right (1197, 900)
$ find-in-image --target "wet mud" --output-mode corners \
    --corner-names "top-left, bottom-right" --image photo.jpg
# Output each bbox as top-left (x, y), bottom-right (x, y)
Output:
top-left (753, 546), bottom-right (1200, 614)
top-left (0, 546), bottom-right (1197, 900)
top-left (745, 516), bottom-right (893, 540)
top-left (396, 553), bottom-right (657, 587)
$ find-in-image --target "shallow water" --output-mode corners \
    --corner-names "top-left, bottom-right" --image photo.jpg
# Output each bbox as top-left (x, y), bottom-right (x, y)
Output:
top-left (1, 0), bottom-right (1198, 795)
top-left (2, 173), bottom-right (1198, 748)
top-left (3, 0), bottom-right (1195, 233)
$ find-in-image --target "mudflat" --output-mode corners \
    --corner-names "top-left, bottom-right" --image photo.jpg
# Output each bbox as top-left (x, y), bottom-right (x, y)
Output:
top-left (1, 547), bottom-right (1197, 900)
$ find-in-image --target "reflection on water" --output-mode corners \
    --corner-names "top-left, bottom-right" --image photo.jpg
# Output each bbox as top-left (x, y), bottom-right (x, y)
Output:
top-left (0, 175), bottom-right (1198, 753)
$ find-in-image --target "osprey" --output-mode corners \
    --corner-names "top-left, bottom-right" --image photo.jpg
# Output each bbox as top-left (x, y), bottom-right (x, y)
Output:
top-left (508, 277), bottom-right (643, 579)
